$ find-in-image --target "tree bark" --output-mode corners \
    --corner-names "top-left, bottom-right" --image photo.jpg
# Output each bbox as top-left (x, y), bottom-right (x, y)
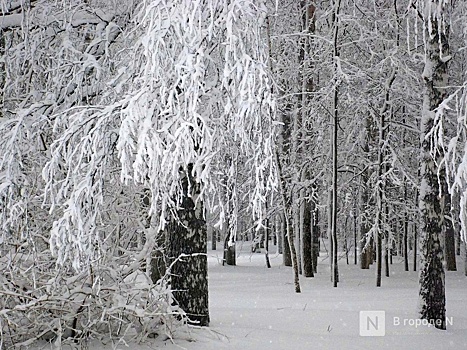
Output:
top-left (451, 190), bottom-right (461, 256)
top-left (265, 202), bottom-right (271, 269)
top-left (210, 227), bottom-right (216, 250)
top-left (277, 214), bottom-right (283, 255)
top-left (444, 182), bottom-right (457, 271)
top-left (166, 167), bottom-right (209, 326)
top-left (360, 110), bottom-right (373, 269)
top-left (384, 236), bottom-right (390, 278)
top-left (275, 148), bottom-right (301, 292)
top-left (354, 201), bottom-right (358, 265)
top-left (413, 220), bottom-right (418, 272)
top-left (328, 189), bottom-right (334, 280)
top-left (331, 0), bottom-right (341, 288)
top-left (404, 186), bottom-right (409, 271)
top-left (224, 242), bottom-right (236, 266)
top-left (312, 206), bottom-right (320, 273)
top-left (282, 212), bottom-right (292, 266)
top-left (445, 221), bottom-right (456, 271)
top-left (302, 196), bottom-right (314, 277)
top-left (418, 2), bottom-right (449, 330)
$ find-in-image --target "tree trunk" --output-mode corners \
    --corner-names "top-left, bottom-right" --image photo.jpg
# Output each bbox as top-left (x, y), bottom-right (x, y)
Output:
top-left (277, 214), bottom-right (283, 255)
top-left (150, 231), bottom-right (167, 284)
top-left (166, 167), bottom-right (209, 326)
top-left (445, 222), bottom-right (456, 271)
top-left (360, 234), bottom-right (370, 269)
top-left (444, 183), bottom-right (457, 271)
top-left (295, 195), bottom-right (302, 275)
top-left (403, 220), bottom-right (409, 272)
top-left (210, 227), bottom-right (216, 250)
top-left (376, 63), bottom-right (395, 286)
top-left (302, 197), bottom-right (314, 277)
top-left (275, 148), bottom-right (301, 293)
top-left (452, 190), bottom-right (461, 256)
top-left (282, 212), bottom-right (292, 266)
top-left (384, 236), bottom-right (390, 278)
top-left (375, 96), bottom-right (384, 287)
top-left (376, 230), bottom-right (382, 287)
top-left (331, 0), bottom-right (341, 288)
top-left (327, 189), bottom-right (334, 280)
top-left (223, 228), bottom-right (236, 266)
top-left (297, 0), bottom-right (316, 277)
top-left (413, 221), bottom-right (418, 272)
top-left (344, 216), bottom-right (349, 265)
top-left (354, 203), bottom-right (358, 265)
top-left (360, 120), bottom-right (372, 270)
top-left (265, 202), bottom-right (271, 269)
top-left (418, 2), bottom-right (449, 330)
top-left (404, 186), bottom-right (409, 271)
top-left (312, 206), bottom-right (320, 273)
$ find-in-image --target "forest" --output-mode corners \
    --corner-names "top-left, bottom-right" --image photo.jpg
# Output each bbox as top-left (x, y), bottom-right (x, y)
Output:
top-left (0, 0), bottom-right (466, 349)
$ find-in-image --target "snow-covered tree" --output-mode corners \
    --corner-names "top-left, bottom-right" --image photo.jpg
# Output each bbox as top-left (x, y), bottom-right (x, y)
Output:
top-left (0, 0), bottom-right (277, 345)
top-left (418, 0), bottom-right (450, 330)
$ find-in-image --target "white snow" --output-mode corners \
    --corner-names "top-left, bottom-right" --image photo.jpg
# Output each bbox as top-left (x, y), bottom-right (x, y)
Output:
top-left (32, 241), bottom-right (467, 349)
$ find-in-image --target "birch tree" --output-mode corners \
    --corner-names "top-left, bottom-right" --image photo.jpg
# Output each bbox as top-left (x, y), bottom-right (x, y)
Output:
top-left (418, 0), bottom-right (450, 330)
top-left (0, 0), bottom-right (277, 344)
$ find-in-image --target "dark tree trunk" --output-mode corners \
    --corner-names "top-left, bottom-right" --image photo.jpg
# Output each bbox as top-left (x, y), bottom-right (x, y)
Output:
top-left (404, 219), bottom-right (409, 272)
top-left (328, 189), bottom-right (334, 280)
top-left (444, 183), bottom-right (457, 271)
top-left (344, 216), bottom-right (349, 265)
top-left (285, 207), bottom-right (301, 292)
top-left (277, 215), bottom-right (283, 254)
top-left (302, 198), bottom-right (314, 277)
top-left (418, 3), bottom-right (448, 330)
top-left (413, 221), bottom-right (417, 271)
top-left (312, 207), bottom-right (320, 273)
top-left (223, 233), bottom-right (236, 266)
top-left (282, 212), bottom-right (292, 266)
top-left (150, 231), bottom-right (167, 284)
top-left (331, 0), bottom-right (341, 288)
top-left (166, 167), bottom-right (209, 326)
top-left (360, 234), bottom-right (370, 269)
top-left (404, 186), bottom-right (409, 271)
top-left (354, 205), bottom-right (357, 265)
top-left (273, 218), bottom-right (278, 246)
top-left (445, 223), bottom-right (456, 271)
top-left (384, 236), bottom-right (390, 278)
top-left (360, 125), bottom-right (372, 270)
top-left (376, 231), bottom-right (382, 287)
top-left (376, 65), bottom-right (395, 287)
top-left (265, 203), bottom-right (271, 269)
top-left (452, 190), bottom-right (461, 256)
top-left (274, 148), bottom-right (301, 292)
top-left (211, 228), bottom-right (216, 250)
top-left (376, 105), bottom-right (383, 287)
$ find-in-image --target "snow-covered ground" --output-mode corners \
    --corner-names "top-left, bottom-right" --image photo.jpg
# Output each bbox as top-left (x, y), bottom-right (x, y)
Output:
top-left (36, 241), bottom-right (467, 350)
top-left (160, 241), bottom-right (467, 350)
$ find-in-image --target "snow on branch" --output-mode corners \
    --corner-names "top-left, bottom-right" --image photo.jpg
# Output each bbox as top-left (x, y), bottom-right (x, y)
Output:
top-left (39, 0), bottom-right (277, 269)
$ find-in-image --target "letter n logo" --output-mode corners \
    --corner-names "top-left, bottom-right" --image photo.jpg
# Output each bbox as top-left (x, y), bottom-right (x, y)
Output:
top-left (359, 311), bottom-right (385, 336)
